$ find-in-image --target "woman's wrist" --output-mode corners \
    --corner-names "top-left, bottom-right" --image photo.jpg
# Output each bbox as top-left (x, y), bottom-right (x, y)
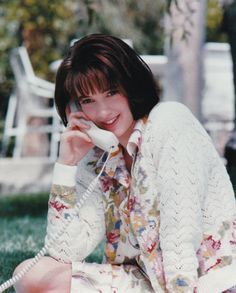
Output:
top-left (57, 157), bottom-right (78, 166)
top-left (57, 152), bottom-right (84, 166)
top-left (53, 162), bottom-right (77, 186)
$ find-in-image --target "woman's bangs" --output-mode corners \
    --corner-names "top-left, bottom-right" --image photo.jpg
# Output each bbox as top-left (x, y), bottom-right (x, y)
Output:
top-left (71, 68), bottom-right (118, 98)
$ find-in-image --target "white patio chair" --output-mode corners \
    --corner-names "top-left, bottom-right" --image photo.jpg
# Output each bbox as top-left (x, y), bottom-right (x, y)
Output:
top-left (1, 46), bottom-right (62, 160)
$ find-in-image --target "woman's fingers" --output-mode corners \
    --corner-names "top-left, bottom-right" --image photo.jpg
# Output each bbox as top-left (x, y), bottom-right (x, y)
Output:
top-left (67, 112), bottom-right (91, 130)
top-left (61, 129), bottom-right (92, 143)
top-left (67, 111), bottom-right (88, 122)
top-left (59, 110), bottom-right (95, 165)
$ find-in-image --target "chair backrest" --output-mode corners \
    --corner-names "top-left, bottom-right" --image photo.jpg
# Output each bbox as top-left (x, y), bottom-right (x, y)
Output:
top-left (10, 47), bottom-right (46, 111)
top-left (10, 46), bottom-right (35, 83)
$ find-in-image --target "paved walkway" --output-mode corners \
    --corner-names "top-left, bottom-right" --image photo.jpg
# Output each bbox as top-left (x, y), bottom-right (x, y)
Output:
top-left (0, 158), bottom-right (53, 196)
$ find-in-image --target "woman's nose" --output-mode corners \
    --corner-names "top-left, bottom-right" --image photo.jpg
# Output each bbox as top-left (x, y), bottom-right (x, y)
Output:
top-left (96, 102), bottom-right (110, 119)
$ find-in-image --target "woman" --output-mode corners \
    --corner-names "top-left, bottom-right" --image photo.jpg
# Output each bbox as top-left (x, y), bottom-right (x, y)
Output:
top-left (14, 34), bottom-right (236, 293)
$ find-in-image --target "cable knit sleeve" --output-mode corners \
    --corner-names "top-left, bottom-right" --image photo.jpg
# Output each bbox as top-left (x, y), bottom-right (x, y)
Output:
top-left (149, 102), bottom-right (213, 292)
top-left (45, 157), bottom-right (105, 264)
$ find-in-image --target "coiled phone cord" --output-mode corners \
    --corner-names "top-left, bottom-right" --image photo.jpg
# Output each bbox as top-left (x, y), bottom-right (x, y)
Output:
top-left (0, 149), bottom-right (112, 292)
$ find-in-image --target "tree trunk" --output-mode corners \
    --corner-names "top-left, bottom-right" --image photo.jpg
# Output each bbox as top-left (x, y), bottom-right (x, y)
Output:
top-left (163, 0), bottom-right (207, 121)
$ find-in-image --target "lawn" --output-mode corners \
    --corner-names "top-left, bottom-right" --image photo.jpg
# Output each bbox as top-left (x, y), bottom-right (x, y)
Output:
top-left (0, 193), bottom-right (104, 293)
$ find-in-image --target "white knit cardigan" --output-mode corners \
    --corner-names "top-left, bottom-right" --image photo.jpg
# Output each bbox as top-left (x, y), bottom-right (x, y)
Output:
top-left (45, 102), bottom-right (236, 292)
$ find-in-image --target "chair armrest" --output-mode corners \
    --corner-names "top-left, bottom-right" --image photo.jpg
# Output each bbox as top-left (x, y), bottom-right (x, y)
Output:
top-left (27, 76), bottom-right (55, 91)
top-left (34, 76), bottom-right (55, 90)
top-left (28, 82), bottom-right (55, 99)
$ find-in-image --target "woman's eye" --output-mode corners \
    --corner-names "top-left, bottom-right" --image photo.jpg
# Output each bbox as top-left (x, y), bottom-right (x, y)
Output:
top-left (107, 90), bottom-right (118, 97)
top-left (80, 98), bottom-right (93, 104)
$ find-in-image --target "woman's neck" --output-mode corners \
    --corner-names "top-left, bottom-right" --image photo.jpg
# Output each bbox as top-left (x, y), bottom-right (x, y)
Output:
top-left (118, 121), bottom-right (136, 148)
top-left (123, 148), bottom-right (133, 173)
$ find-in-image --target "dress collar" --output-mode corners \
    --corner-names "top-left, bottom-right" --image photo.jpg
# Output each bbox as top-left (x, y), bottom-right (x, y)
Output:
top-left (95, 117), bottom-right (147, 187)
top-left (126, 117), bottom-right (147, 158)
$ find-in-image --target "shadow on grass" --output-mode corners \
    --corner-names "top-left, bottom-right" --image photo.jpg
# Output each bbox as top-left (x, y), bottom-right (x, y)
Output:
top-left (0, 193), bottom-right (48, 217)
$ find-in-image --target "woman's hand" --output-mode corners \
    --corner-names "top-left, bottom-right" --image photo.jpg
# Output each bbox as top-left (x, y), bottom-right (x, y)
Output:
top-left (57, 111), bottom-right (94, 166)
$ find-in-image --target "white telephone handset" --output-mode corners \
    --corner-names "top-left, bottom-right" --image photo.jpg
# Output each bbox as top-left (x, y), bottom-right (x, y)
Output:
top-left (69, 100), bottom-right (119, 152)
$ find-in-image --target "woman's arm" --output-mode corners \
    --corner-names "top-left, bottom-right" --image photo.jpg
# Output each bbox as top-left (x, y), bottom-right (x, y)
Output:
top-left (45, 161), bottom-right (105, 263)
top-left (45, 106), bottom-right (106, 263)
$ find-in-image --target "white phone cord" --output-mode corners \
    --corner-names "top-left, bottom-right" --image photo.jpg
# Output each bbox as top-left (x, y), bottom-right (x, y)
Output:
top-left (0, 149), bottom-right (113, 292)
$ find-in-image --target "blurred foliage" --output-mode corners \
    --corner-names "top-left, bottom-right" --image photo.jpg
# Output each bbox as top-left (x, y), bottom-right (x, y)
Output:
top-left (0, 0), bottom-right (80, 118)
top-left (82, 0), bottom-right (165, 54)
top-left (0, 192), bottom-right (48, 217)
top-left (206, 0), bottom-right (227, 42)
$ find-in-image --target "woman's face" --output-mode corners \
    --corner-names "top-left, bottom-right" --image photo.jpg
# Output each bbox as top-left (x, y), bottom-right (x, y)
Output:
top-left (77, 88), bottom-right (135, 146)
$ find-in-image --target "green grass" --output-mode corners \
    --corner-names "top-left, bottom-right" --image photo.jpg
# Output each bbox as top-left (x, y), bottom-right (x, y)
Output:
top-left (0, 216), bottom-right (47, 293)
top-left (0, 193), bottom-right (104, 293)
top-left (0, 193), bottom-right (48, 293)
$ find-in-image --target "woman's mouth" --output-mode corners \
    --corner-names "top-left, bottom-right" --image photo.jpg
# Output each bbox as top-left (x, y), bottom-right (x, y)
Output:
top-left (101, 115), bottom-right (119, 130)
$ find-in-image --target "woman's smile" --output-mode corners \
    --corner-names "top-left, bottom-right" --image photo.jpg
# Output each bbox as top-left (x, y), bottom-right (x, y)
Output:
top-left (100, 115), bottom-right (120, 130)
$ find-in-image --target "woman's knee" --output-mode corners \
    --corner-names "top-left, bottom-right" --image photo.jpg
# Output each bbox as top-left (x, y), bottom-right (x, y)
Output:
top-left (13, 258), bottom-right (40, 293)
top-left (13, 256), bottom-right (72, 293)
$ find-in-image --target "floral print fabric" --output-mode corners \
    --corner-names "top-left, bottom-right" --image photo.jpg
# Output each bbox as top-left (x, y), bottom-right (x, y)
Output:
top-left (71, 261), bottom-right (154, 293)
top-left (89, 119), bottom-right (146, 266)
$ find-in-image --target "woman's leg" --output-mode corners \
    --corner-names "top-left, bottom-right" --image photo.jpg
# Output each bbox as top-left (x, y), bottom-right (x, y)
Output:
top-left (13, 256), bottom-right (72, 293)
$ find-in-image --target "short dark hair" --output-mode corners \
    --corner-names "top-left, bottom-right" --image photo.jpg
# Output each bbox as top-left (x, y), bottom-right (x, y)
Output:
top-left (55, 34), bottom-right (160, 126)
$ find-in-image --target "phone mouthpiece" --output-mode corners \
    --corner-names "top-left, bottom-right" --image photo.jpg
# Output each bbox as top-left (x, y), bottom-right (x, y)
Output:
top-left (81, 119), bottom-right (119, 153)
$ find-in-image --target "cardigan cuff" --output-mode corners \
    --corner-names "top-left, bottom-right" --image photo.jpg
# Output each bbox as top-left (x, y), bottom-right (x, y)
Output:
top-left (52, 162), bottom-right (77, 186)
top-left (197, 263), bottom-right (236, 293)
